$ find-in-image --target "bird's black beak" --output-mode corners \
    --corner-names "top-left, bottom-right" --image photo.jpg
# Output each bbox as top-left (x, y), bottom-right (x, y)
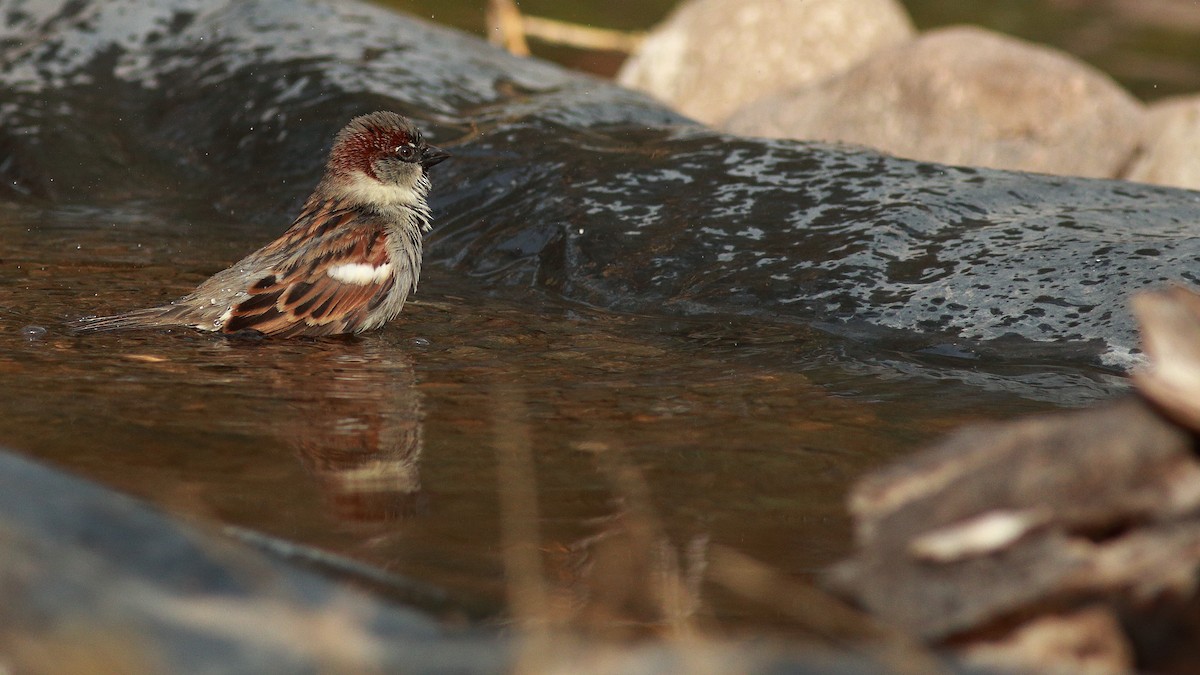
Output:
top-left (421, 145), bottom-right (450, 169)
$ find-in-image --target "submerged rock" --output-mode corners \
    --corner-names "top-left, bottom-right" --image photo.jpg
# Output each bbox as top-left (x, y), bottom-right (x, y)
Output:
top-left (0, 447), bottom-right (497, 673)
top-left (3, 0), bottom-right (1200, 370)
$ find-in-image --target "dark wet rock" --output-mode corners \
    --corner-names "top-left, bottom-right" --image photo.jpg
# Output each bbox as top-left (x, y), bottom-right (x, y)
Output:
top-left (828, 288), bottom-right (1200, 672)
top-left (3, 0), bottom-right (1200, 371)
top-left (616, 0), bottom-right (915, 125)
top-left (724, 26), bottom-right (1145, 180)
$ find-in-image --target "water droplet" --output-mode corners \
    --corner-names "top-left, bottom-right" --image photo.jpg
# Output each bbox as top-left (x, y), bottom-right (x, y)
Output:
top-left (412, 337), bottom-right (431, 347)
top-left (20, 325), bottom-right (47, 339)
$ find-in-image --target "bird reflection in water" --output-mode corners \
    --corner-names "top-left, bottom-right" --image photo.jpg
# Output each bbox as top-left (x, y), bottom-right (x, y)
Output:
top-left (283, 342), bottom-right (426, 524)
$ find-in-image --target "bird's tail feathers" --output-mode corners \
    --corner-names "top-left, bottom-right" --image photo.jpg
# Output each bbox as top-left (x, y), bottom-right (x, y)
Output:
top-left (70, 305), bottom-right (186, 333)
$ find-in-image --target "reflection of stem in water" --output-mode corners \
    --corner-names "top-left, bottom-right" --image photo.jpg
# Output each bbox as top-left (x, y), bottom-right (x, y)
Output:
top-left (291, 348), bottom-right (426, 524)
top-left (573, 443), bottom-right (942, 672)
top-left (492, 381), bottom-right (556, 671)
top-left (708, 546), bottom-right (944, 675)
top-left (572, 440), bottom-right (707, 640)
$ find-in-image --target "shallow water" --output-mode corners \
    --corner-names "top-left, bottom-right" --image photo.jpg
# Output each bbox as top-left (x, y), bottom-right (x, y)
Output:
top-left (0, 199), bottom-right (1126, 634)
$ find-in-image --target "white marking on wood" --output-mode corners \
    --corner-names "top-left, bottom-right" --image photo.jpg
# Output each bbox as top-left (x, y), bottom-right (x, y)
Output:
top-left (327, 262), bottom-right (393, 285)
top-left (909, 509), bottom-right (1046, 562)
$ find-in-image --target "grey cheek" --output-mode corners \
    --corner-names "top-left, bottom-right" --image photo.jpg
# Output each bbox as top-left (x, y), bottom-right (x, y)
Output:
top-left (374, 159), bottom-right (420, 185)
top-left (372, 159), bottom-right (394, 178)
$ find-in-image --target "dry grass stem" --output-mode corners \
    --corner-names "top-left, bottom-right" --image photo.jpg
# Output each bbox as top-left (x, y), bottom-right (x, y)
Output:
top-left (485, 0), bottom-right (530, 56)
top-left (522, 16), bottom-right (645, 53)
top-left (486, 0), bottom-right (644, 55)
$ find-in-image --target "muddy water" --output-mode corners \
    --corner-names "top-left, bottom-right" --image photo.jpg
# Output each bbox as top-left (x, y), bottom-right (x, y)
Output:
top-left (0, 199), bottom-right (1118, 634)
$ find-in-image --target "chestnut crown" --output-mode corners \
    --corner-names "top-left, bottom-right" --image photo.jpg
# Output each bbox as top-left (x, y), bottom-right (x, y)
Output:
top-left (321, 111), bottom-right (449, 209)
top-left (326, 112), bottom-right (448, 181)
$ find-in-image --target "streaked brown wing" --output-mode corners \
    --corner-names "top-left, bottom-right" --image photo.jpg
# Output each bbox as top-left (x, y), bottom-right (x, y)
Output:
top-left (223, 220), bottom-right (395, 337)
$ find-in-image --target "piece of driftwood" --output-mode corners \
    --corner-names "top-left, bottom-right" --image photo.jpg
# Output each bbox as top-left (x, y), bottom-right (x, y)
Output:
top-left (828, 286), bottom-right (1200, 673)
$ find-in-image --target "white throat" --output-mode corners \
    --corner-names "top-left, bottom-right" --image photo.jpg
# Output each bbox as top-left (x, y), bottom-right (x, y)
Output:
top-left (337, 170), bottom-right (426, 209)
top-left (330, 170), bottom-right (434, 233)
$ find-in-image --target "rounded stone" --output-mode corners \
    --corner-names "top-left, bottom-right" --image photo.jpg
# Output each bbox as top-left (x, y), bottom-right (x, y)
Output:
top-left (723, 26), bottom-right (1145, 178)
top-left (1125, 95), bottom-right (1200, 190)
top-left (616, 0), bottom-right (915, 125)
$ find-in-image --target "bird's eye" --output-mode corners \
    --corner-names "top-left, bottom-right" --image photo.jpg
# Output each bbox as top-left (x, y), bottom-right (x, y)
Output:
top-left (395, 144), bottom-right (419, 162)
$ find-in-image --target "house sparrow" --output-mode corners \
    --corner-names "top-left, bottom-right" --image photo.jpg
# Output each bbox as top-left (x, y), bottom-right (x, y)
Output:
top-left (73, 111), bottom-right (449, 337)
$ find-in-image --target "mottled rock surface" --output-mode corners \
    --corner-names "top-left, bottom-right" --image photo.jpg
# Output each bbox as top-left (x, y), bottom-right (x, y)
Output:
top-left (725, 26), bottom-right (1145, 179)
top-left (617, 0), bottom-right (916, 125)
